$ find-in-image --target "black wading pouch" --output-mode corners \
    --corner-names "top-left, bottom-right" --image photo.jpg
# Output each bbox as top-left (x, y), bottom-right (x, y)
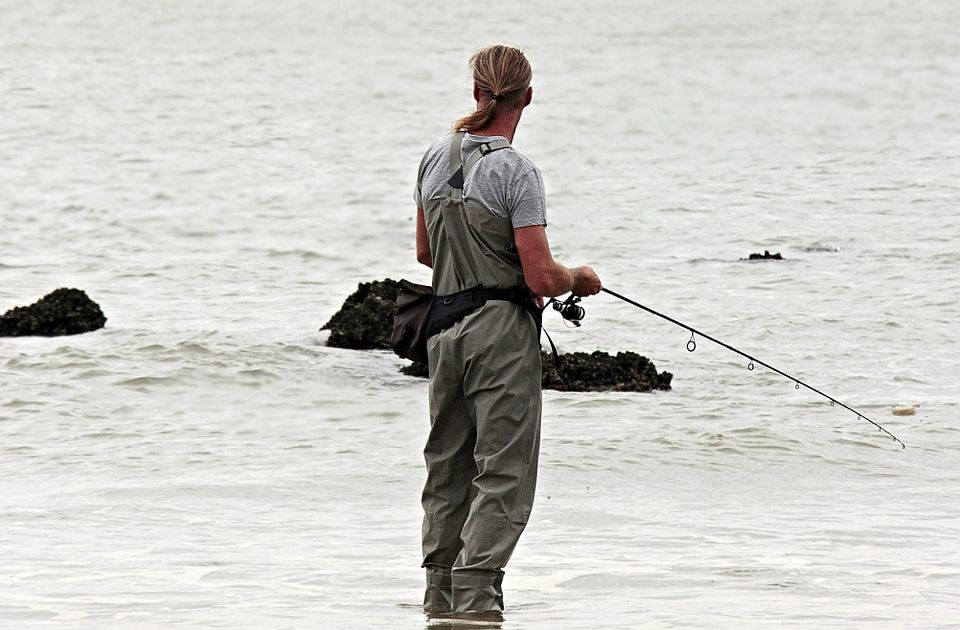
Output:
top-left (424, 286), bottom-right (486, 339)
top-left (391, 279), bottom-right (434, 364)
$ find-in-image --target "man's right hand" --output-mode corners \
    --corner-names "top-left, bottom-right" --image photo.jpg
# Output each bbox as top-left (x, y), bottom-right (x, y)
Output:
top-left (571, 266), bottom-right (602, 296)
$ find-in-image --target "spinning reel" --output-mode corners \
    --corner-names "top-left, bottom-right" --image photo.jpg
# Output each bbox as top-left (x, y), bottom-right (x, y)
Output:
top-left (551, 294), bottom-right (586, 327)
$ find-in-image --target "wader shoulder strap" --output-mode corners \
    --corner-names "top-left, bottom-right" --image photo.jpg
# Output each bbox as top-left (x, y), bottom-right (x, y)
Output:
top-left (448, 132), bottom-right (466, 201)
top-left (462, 138), bottom-right (510, 178)
top-left (447, 135), bottom-right (510, 202)
top-left (448, 132), bottom-right (465, 176)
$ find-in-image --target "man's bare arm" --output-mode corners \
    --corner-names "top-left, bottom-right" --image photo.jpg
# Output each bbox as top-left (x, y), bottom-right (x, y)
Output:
top-left (416, 207), bottom-right (432, 268)
top-left (514, 225), bottom-right (600, 297)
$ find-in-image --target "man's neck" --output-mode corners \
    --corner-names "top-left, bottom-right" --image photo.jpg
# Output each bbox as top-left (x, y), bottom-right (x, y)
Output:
top-left (469, 109), bottom-right (522, 143)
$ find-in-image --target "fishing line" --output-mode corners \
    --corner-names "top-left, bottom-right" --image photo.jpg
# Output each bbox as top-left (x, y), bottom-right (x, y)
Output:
top-left (599, 287), bottom-right (906, 449)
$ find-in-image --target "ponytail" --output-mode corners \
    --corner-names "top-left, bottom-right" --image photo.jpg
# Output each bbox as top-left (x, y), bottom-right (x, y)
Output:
top-left (452, 45), bottom-right (532, 133)
top-left (453, 98), bottom-right (498, 133)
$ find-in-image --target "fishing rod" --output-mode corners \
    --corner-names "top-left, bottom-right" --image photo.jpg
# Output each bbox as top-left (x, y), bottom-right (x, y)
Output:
top-left (550, 289), bottom-right (906, 449)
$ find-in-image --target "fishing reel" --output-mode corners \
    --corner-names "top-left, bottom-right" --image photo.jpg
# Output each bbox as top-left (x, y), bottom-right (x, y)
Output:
top-left (552, 294), bottom-right (586, 327)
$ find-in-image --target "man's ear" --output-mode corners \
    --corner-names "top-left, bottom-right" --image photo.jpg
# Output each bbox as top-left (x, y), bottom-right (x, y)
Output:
top-left (523, 86), bottom-right (533, 108)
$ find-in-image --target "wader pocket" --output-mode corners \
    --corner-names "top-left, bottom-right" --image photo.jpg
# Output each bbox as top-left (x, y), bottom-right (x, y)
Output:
top-left (391, 279), bottom-right (434, 364)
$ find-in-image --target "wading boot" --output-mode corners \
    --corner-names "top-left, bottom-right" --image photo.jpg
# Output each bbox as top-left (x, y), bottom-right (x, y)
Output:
top-left (423, 566), bottom-right (452, 616)
top-left (449, 569), bottom-right (504, 620)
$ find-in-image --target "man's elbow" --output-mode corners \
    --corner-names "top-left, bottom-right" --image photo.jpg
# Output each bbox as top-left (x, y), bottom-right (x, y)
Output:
top-left (526, 275), bottom-right (549, 296)
top-left (417, 250), bottom-right (433, 268)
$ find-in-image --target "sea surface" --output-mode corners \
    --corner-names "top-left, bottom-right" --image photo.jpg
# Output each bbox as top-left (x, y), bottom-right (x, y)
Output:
top-left (2, 1), bottom-right (959, 628)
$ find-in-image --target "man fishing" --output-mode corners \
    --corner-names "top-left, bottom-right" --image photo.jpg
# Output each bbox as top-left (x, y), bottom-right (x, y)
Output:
top-left (413, 44), bottom-right (602, 621)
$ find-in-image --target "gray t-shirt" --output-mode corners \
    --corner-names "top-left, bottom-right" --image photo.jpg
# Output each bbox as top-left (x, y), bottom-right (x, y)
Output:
top-left (413, 133), bottom-right (547, 228)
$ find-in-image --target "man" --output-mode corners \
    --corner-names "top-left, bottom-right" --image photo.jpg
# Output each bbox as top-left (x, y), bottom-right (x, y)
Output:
top-left (414, 44), bottom-right (602, 621)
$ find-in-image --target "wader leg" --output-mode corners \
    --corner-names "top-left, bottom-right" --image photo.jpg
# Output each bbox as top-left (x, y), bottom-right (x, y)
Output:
top-left (452, 309), bottom-right (542, 613)
top-left (421, 334), bottom-right (477, 613)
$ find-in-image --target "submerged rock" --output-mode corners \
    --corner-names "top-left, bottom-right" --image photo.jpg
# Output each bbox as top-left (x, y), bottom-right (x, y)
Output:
top-left (402, 351), bottom-right (672, 392)
top-left (745, 250), bottom-right (784, 260)
top-left (325, 279), bottom-right (673, 393)
top-left (0, 288), bottom-right (106, 337)
top-left (891, 406), bottom-right (916, 416)
top-left (541, 350), bottom-right (672, 392)
top-left (400, 361), bottom-right (429, 378)
top-left (320, 279), bottom-right (400, 350)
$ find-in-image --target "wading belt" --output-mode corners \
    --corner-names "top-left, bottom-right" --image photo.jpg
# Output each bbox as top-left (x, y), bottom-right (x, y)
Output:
top-left (423, 285), bottom-right (541, 339)
top-left (423, 284), bottom-right (560, 369)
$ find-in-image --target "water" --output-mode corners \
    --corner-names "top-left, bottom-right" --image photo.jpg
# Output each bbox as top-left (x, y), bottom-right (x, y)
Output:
top-left (2, 0), bottom-right (959, 627)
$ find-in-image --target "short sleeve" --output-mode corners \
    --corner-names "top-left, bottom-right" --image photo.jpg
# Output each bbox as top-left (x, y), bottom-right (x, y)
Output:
top-left (508, 167), bottom-right (547, 228)
top-left (413, 144), bottom-right (432, 208)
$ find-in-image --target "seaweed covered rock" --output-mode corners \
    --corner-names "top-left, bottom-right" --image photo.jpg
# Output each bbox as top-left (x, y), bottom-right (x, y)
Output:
top-left (400, 361), bottom-right (429, 378)
top-left (321, 279), bottom-right (399, 349)
top-left (403, 351), bottom-right (672, 393)
top-left (541, 350), bottom-right (672, 392)
top-left (0, 288), bottom-right (106, 337)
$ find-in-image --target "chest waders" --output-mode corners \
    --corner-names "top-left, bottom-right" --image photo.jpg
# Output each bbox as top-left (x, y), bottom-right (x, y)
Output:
top-left (420, 132), bottom-right (543, 617)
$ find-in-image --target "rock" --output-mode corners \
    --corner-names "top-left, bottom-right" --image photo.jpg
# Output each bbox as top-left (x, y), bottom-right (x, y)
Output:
top-left (541, 350), bottom-right (672, 392)
top-left (400, 361), bottom-right (429, 378)
top-left (402, 351), bottom-right (672, 393)
top-left (745, 250), bottom-right (783, 260)
top-left (0, 288), bottom-right (106, 337)
top-left (325, 279), bottom-right (673, 393)
top-left (320, 279), bottom-right (399, 350)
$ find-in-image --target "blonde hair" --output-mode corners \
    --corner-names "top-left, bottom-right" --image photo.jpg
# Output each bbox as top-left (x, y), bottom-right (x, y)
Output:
top-left (452, 45), bottom-right (532, 133)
